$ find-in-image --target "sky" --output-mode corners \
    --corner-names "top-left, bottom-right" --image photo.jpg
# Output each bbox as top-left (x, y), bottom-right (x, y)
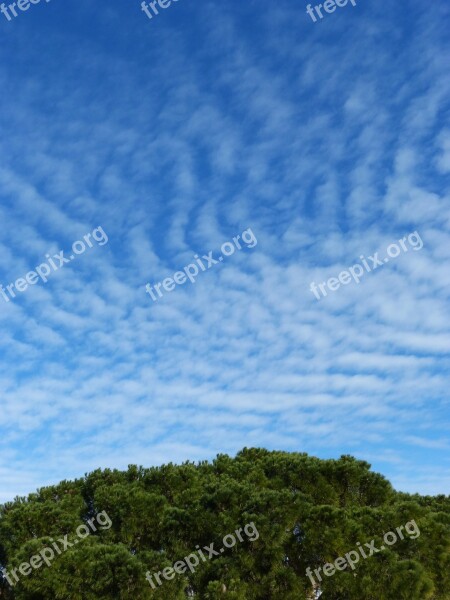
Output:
top-left (0, 0), bottom-right (449, 502)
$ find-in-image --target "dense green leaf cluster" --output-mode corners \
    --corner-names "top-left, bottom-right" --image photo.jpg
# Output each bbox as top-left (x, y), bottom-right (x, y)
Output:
top-left (0, 448), bottom-right (449, 599)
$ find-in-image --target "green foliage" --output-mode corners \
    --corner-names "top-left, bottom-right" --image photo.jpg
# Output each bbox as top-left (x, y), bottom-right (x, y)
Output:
top-left (0, 449), bottom-right (448, 599)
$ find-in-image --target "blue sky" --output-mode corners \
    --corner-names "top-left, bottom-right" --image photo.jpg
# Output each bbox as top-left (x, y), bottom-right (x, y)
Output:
top-left (0, 0), bottom-right (449, 501)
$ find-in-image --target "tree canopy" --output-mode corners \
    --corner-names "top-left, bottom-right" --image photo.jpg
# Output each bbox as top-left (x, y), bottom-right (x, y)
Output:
top-left (1, 448), bottom-right (449, 599)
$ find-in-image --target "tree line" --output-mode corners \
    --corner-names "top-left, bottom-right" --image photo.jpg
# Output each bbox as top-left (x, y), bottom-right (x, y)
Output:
top-left (0, 448), bottom-right (449, 599)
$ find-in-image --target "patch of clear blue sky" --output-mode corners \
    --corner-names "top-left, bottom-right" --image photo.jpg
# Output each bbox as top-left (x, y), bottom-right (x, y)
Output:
top-left (0, 0), bottom-right (449, 501)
